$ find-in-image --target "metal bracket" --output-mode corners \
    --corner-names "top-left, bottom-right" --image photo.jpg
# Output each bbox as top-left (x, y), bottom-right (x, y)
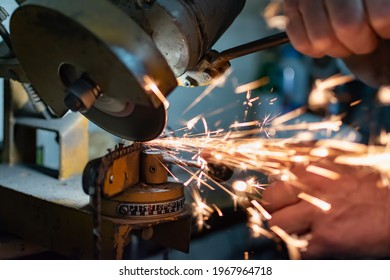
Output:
top-left (177, 33), bottom-right (289, 87)
top-left (177, 50), bottom-right (231, 87)
top-left (2, 79), bottom-right (89, 179)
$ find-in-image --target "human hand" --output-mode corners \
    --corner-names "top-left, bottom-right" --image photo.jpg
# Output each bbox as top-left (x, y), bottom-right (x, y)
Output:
top-left (283, 0), bottom-right (390, 87)
top-left (263, 160), bottom-right (390, 259)
top-left (283, 0), bottom-right (389, 57)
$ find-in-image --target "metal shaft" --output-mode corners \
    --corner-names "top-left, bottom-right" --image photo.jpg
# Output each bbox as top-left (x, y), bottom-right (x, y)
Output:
top-left (214, 32), bottom-right (289, 65)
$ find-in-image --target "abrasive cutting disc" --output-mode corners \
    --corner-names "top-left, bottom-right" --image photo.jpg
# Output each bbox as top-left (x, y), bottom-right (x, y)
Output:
top-left (10, 0), bottom-right (177, 141)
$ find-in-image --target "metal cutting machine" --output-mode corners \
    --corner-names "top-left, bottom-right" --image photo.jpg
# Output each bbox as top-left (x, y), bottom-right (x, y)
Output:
top-left (0, 0), bottom-right (287, 259)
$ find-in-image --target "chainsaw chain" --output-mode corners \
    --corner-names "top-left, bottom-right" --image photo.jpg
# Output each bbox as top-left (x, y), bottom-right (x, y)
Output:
top-left (95, 142), bottom-right (143, 188)
top-left (89, 142), bottom-right (143, 259)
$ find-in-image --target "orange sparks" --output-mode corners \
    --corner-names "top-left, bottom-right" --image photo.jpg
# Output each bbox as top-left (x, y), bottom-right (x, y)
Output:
top-left (270, 226), bottom-right (309, 258)
top-left (251, 224), bottom-right (274, 239)
top-left (263, 0), bottom-right (287, 30)
top-left (314, 74), bottom-right (355, 91)
top-left (273, 120), bottom-right (342, 132)
top-left (143, 76), bottom-right (170, 109)
top-left (335, 152), bottom-right (390, 176)
top-left (233, 180), bottom-right (248, 192)
top-left (187, 115), bottom-right (202, 130)
top-left (251, 200), bottom-right (272, 220)
top-left (298, 192), bottom-right (332, 212)
top-left (235, 77), bottom-right (269, 94)
top-left (316, 139), bottom-right (367, 154)
top-left (230, 120), bottom-right (259, 129)
top-left (247, 207), bottom-right (261, 223)
top-left (270, 225), bottom-right (309, 249)
top-left (305, 165), bottom-right (341, 180)
top-left (213, 204), bottom-right (224, 217)
top-left (378, 86), bottom-right (390, 105)
top-left (183, 68), bottom-right (232, 114)
top-left (191, 188), bottom-right (215, 231)
top-left (350, 100), bottom-right (362, 107)
top-left (310, 147), bottom-right (330, 158)
top-left (309, 74), bottom-right (354, 110)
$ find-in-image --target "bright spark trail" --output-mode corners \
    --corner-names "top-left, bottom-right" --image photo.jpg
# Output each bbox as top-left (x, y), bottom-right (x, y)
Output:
top-left (145, 72), bottom-right (390, 259)
top-left (151, 0), bottom-right (390, 259)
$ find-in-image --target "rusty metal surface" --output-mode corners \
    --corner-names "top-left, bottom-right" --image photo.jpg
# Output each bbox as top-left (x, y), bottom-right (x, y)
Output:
top-left (0, 164), bottom-right (192, 258)
top-left (100, 182), bottom-right (185, 219)
top-left (81, 143), bottom-right (189, 258)
top-left (101, 146), bottom-right (141, 197)
top-left (109, 182), bottom-right (185, 204)
top-left (141, 149), bottom-right (168, 184)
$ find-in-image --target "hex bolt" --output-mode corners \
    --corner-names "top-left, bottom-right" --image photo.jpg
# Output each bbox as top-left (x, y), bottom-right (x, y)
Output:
top-left (183, 76), bottom-right (198, 87)
top-left (118, 205), bottom-right (128, 217)
top-left (64, 74), bottom-right (101, 113)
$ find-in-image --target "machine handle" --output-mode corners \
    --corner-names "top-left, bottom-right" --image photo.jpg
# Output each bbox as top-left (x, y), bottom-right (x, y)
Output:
top-left (212, 32), bottom-right (290, 66)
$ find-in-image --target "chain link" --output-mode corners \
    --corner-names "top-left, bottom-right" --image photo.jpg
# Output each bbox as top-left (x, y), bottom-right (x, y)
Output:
top-left (89, 142), bottom-right (143, 259)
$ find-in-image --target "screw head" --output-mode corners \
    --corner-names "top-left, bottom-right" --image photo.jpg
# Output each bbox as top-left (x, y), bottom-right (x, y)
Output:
top-left (118, 205), bottom-right (129, 217)
top-left (109, 174), bottom-right (114, 184)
